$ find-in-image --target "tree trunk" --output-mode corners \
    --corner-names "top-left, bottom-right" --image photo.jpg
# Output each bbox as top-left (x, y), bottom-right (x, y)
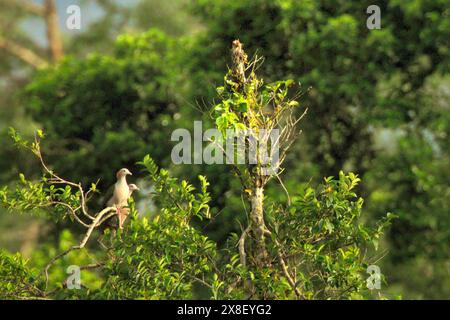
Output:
top-left (250, 186), bottom-right (267, 267)
top-left (44, 0), bottom-right (63, 62)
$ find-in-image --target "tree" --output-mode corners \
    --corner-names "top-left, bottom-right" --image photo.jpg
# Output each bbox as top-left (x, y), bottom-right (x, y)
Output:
top-left (210, 40), bottom-right (307, 269)
top-left (188, 0), bottom-right (449, 175)
top-left (364, 75), bottom-right (450, 298)
top-left (0, 0), bottom-right (63, 67)
top-left (0, 0), bottom-right (204, 270)
top-left (23, 29), bottom-right (181, 190)
top-left (0, 43), bottom-right (393, 299)
top-left (186, 0), bottom-right (449, 298)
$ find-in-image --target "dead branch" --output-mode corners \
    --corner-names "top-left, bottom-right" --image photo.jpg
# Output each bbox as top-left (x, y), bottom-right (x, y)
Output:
top-left (274, 173), bottom-right (291, 207)
top-left (16, 134), bottom-right (121, 290)
top-left (33, 135), bottom-right (95, 221)
top-left (4, 0), bottom-right (44, 16)
top-left (0, 36), bottom-right (47, 68)
top-left (42, 206), bottom-right (116, 289)
top-left (79, 262), bottom-right (105, 270)
top-left (238, 226), bottom-right (250, 267)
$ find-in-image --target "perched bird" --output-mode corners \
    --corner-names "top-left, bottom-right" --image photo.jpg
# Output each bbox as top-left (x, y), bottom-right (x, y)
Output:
top-left (128, 183), bottom-right (140, 196)
top-left (107, 168), bottom-right (132, 216)
top-left (117, 183), bottom-right (140, 229)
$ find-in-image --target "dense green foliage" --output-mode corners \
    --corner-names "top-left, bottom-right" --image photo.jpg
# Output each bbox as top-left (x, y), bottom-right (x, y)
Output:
top-left (0, 251), bottom-right (41, 299)
top-left (0, 54), bottom-right (394, 299)
top-left (99, 157), bottom-right (217, 299)
top-left (0, 0), bottom-right (448, 299)
top-left (0, 135), bottom-right (392, 299)
top-left (186, 0), bottom-right (449, 299)
top-left (23, 30), bottom-right (180, 188)
top-left (189, 0), bottom-right (449, 173)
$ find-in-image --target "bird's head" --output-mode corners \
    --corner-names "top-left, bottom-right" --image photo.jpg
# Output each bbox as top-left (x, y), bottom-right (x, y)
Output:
top-left (129, 184), bottom-right (140, 192)
top-left (116, 168), bottom-right (132, 179)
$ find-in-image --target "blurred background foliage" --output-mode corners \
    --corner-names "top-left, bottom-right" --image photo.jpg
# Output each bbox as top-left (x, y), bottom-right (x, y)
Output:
top-left (0, 0), bottom-right (448, 299)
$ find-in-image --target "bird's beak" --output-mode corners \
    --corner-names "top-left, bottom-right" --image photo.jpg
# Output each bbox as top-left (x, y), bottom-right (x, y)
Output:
top-left (126, 170), bottom-right (132, 176)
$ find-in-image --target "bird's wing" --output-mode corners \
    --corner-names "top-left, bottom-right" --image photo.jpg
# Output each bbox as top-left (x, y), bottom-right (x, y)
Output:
top-left (101, 183), bottom-right (116, 207)
top-left (106, 195), bottom-right (115, 207)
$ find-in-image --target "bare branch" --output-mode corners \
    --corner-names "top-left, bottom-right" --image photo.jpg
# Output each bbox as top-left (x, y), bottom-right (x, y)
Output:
top-left (238, 226), bottom-right (250, 267)
top-left (42, 206), bottom-right (116, 289)
top-left (33, 135), bottom-right (95, 221)
top-left (275, 174), bottom-right (291, 207)
top-left (79, 262), bottom-right (105, 270)
top-left (0, 36), bottom-right (47, 68)
top-left (4, 0), bottom-right (44, 15)
top-left (49, 201), bottom-right (91, 228)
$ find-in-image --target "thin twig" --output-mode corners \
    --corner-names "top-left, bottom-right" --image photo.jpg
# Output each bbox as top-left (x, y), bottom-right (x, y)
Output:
top-left (238, 226), bottom-right (250, 267)
top-left (264, 229), bottom-right (304, 299)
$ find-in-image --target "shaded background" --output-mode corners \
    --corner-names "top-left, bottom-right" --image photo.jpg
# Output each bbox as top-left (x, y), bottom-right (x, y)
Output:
top-left (0, 0), bottom-right (448, 299)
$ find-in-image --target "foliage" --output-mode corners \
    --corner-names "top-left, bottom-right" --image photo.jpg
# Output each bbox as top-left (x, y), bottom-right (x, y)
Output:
top-left (0, 131), bottom-right (219, 299)
top-left (364, 73), bottom-right (450, 298)
top-left (186, 0), bottom-right (449, 298)
top-left (0, 0), bottom-right (447, 299)
top-left (0, 130), bottom-right (392, 299)
top-left (189, 0), bottom-right (449, 174)
top-left (0, 250), bottom-right (41, 300)
top-left (268, 173), bottom-right (394, 299)
top-left (366, 133), bottom-right (449, 298)
top-left (2, 128), bottom-right (99, 225)
top-left (216, 172), bottom-right (394, 299)
top-left (97, 156), bottom-right (217, 299)
top-left (23, 29), bottom-right (180, 189)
